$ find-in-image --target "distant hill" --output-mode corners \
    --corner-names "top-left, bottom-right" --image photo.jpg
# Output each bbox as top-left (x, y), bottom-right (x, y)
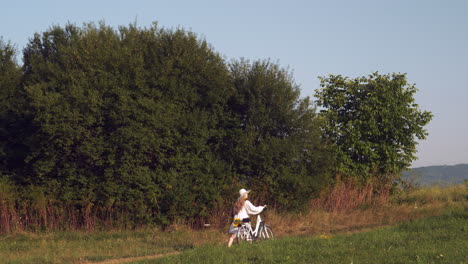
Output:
top-left (403, 164), bottom-right (468, 186)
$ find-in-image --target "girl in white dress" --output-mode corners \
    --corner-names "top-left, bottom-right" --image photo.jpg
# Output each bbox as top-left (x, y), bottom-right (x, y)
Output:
top-left (227, 188), bottom-right (266, 247)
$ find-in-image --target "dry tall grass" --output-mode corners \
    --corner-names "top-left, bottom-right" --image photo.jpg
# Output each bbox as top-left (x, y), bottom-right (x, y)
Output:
top-left (264, 183), bottom-right (466, 238)
top-left (0, 199), bottom-right (134, 234)
top-left (142, 184), bottom-right (468, 246)
top-left (1, 184), bottom-right (465, 264)
top-left (1, 176), bottom-right (466, 238)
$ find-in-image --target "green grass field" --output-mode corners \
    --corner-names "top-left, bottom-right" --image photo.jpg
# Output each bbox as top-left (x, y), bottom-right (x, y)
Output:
top-left (0, 229), bottom-right (217, 264)
top-left (145, 206), bottom-right (467, 264)
top-left (1, 186), bottom-right (466, 264)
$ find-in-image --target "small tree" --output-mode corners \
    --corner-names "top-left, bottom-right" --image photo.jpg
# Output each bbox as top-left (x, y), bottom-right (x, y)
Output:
top-left (315, 72), bottom-right (432, 182)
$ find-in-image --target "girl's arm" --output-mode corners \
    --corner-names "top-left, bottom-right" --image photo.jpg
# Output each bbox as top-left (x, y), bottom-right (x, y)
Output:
top-left (244, 200), bottom-right (265, 215)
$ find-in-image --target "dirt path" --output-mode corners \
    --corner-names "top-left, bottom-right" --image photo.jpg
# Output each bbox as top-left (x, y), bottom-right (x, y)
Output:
top-left (83, 251), bottom-right (180, 264)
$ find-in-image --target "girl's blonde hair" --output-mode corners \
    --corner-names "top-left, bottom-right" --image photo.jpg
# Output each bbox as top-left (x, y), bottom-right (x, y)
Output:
top-left (234, 195), bottom-right (248, 216)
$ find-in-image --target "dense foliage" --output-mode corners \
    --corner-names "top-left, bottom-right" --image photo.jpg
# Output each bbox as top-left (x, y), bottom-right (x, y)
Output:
top-left (0, 40), bottom-right (25, 180)
top-left (0, 23), bottom-right (333, 229)
top-left (228, 59), bottom-right (333, 208)
top-left (315, 73), bottom-right (433, 183)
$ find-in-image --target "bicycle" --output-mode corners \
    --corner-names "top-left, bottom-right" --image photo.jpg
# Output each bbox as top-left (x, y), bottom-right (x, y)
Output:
top-left (236, 213), bottom-right (274, 243)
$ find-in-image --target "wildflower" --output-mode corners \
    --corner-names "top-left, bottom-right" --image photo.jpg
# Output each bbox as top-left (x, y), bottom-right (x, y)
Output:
top-left (233, 218), bottom-right (242, 227)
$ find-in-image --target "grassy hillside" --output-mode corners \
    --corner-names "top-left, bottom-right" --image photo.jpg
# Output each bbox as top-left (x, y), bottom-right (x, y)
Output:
top-left (0, 185), bottom-right (465, 263)
top-left (404, 164), bottom-right (468, 186)
top-left (148, 206), bottom-right (467, 264)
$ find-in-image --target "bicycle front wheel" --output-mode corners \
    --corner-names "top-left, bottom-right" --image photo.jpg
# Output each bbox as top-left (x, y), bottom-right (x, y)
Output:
top-left (259, 225), bottom-right (274, 240)
top-left (237, 225), bottom-right (252, 244)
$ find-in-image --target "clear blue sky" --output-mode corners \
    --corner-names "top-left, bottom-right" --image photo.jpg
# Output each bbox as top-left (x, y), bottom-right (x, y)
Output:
top-left (1, 0), bottom-right (467, 167)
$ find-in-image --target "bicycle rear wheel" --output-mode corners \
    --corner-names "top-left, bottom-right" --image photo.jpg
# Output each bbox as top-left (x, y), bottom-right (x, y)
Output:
top-left (259, 225), bottom-right (274, 240)
top-left (237, 225), bottom-right (253, 244)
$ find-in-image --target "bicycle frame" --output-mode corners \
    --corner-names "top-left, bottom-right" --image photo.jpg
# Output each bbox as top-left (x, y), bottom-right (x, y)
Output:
top-left (240, 214), bottom-right (263, 238)
top-left (236, 213), bottom-right (274, 243)
top-left (249, 214), bottom-right (262, 237)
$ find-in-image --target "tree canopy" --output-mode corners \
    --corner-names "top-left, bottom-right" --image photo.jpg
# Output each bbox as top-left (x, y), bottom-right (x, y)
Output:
top-left (0, 23), bottom-right (333, 228)
top-left (0, 39), bottom-right (24, 178)
top-left (0, 23), bottom-right (432, 231)
top-left (315, 72), bottom-right (433, 182)
top-left (228, 59), bottom-right (333, 208)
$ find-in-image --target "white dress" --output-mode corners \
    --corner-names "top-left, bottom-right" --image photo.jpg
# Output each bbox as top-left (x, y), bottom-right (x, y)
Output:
top-left (228, 200), bottom-right (265, 234)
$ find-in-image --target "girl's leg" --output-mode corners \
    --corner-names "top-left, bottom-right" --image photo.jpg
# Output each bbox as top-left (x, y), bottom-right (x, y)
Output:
top-left (227, 233), bottom-right (236, 247)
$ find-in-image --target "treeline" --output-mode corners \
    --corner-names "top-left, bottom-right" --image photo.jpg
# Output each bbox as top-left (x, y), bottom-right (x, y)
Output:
top-left (0, 22), bottom-right (432, 233)
top-left (0, 23), bottom-right (333, 232)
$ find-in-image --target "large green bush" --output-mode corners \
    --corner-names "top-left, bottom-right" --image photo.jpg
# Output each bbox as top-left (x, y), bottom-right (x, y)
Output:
top-left (0, 23), bottom-right (332, 229)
